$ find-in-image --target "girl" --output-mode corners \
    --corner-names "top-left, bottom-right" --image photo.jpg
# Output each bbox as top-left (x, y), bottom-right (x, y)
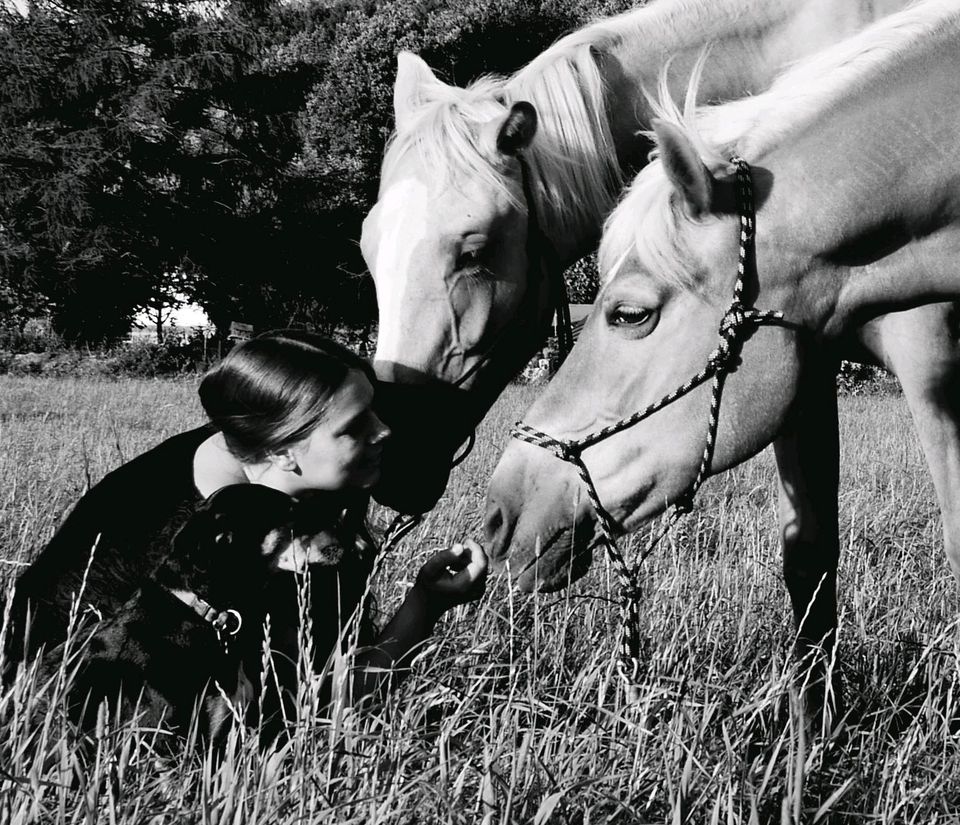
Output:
top-left (6, 331), bottom-right (486, 711)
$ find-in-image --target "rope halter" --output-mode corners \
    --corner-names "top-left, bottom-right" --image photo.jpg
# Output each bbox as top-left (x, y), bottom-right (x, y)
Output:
top-left (510, 158), bottom-right (792, 699)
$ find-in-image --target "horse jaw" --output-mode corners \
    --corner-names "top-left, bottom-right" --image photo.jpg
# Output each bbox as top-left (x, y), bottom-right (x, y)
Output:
top-left (484, 319), bottom-right (805, 585)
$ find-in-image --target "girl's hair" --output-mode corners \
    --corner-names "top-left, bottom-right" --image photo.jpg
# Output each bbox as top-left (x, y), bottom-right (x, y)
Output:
top-left (199, 331), bottom-right (381, 649)
top-left (198, 330), bottom-right (376, 464)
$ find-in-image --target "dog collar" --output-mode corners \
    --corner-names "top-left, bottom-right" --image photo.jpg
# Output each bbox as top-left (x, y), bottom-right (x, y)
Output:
top-left (168, 588), bottom-right (243, 636)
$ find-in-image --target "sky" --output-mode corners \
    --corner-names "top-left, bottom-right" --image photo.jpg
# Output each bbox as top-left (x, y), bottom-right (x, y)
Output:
top-left (133, 301), bottom-right (211, 330)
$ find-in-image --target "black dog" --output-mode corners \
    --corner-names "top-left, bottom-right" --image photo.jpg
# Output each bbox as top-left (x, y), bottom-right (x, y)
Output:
top-left (49, 484), bottom-right (325, 747)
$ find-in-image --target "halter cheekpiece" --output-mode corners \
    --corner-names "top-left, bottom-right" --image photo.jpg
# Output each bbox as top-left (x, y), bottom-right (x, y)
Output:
top-left (511, 157), bottom-right (792, 699)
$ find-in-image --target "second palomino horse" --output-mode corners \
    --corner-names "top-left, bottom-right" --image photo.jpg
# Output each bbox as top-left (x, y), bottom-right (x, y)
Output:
top-left (364, 0), bottom-right (960, 656)
top-left (484, 1), bottom-right (960, 693)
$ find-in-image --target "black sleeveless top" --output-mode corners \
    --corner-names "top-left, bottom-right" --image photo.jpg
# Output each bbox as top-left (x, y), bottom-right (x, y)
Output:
top-left (6, 425), bottom-right (375, 674)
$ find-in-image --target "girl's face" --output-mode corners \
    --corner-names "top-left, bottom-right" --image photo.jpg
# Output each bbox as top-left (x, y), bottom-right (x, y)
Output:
top-left (287, 370), bottom-right (391, 492)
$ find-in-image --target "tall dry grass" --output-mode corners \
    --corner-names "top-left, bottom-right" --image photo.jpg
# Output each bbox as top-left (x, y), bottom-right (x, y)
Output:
top-left (0, 376), bottom-right (957, 823)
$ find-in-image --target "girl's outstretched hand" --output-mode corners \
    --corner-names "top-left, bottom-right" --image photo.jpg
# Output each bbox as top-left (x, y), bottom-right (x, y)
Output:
top-left (414, 539), bottom-right (488, 615)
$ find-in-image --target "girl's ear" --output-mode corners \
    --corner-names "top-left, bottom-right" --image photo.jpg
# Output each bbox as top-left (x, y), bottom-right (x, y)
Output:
top-left (267, 449), bottom-right (300, 475)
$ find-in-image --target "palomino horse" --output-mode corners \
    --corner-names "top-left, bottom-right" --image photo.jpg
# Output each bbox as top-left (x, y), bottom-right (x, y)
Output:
top-left (363, 0), bottom-right (960, 621)
top-left (484, 2), bottom-right (960, 680)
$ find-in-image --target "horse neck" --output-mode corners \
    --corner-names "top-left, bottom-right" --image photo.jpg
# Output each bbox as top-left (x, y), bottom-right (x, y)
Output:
top-left (519, 0), bottom-right (904, 266)
top-left (754, 44), bottom-right (960, 334)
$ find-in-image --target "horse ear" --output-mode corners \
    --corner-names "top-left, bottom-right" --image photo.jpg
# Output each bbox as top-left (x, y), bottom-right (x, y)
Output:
top-left (496, 101), bottom-right (538, 157)
top-left (653, 119), bottom-right (715, 217)
top-left (480, 101), bottom-right (538, 161)
top-left (394, 51), bottom-right (444, 133)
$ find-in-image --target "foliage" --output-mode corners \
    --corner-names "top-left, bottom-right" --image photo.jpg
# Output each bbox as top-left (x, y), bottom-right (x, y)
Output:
top-left (836, 359), bottom-right (900, 396)
top-left (0, 0), bottom-right (343, 342)
top-left (564, 252), bottom-right (600, 304)
top-left (0, 0), bottom-right (639, 338)
top-left (0, 339), bottom-right (201, 377)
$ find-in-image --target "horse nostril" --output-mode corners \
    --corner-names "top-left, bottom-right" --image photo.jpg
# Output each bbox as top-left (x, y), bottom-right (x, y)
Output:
top-left (483, 498), bottom-right (514, 564)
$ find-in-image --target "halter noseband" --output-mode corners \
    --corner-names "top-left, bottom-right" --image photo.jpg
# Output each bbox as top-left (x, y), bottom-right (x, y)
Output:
top-left (511, 157), bottom-right (792, 697)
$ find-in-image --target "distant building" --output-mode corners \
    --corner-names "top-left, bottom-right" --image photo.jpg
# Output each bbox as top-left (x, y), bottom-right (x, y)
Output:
top-left (560, 303), bottom-right (593, 341)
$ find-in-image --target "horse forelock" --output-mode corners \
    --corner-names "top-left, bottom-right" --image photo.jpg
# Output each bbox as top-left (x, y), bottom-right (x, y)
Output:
top-left (382, 75), bottom-right (519, 206)
top-left (381, 29), bottom-right (623, 241)
top-left (597, 52), bottom-right (722, 293)
top-left (599, 165), bottom-right (700, 294)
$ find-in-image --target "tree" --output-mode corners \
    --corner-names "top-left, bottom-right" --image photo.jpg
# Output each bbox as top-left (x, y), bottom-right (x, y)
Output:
top-left (565, 254), bottom-right (600, 304)
top-left (0, 0), bottom-right (339, 342)
top-left (0, 0), bottom-right (637, 341)
top-left (136, 269), bottom-right (192, 343)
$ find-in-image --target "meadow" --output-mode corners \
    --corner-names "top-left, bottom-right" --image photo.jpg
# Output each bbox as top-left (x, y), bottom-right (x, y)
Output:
top-left (0, 375), bottom-right (957, 823)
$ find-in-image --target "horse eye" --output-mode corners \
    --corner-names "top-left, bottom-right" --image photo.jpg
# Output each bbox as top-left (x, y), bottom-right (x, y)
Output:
top-left (610, 305), bottom-right (652, 327)
top-left (456, 248), bottom-right (482, 271)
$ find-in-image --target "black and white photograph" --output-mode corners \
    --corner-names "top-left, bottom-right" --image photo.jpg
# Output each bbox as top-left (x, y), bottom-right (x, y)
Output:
top-left (1, 0), bottom-right (958, 820)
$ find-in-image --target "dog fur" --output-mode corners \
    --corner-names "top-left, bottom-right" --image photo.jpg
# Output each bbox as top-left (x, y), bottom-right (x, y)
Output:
top-left (37, 484), bottom-right (328, 747)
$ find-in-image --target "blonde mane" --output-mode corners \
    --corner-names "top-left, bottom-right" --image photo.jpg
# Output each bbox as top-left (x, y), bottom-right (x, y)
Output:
top-left (383, 13), bottom-right (643, 239)
top-left (599, 52), bottom-right (724, 291)
top-left (697, 0), bottom-right (960, 157)
top-left (600, 0), bottom-right (960, 288)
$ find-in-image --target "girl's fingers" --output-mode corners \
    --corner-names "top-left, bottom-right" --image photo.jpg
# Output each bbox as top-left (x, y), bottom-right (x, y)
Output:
top-left (418, 540), bottom-right (488, 598)
top-left (439, 547), bottom-right (488, 592)
top-left (418, 546), bottom-right (464, 579)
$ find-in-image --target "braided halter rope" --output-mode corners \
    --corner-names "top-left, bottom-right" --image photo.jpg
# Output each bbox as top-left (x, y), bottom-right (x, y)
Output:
top-left (511, 158), bottom-right (792, 699)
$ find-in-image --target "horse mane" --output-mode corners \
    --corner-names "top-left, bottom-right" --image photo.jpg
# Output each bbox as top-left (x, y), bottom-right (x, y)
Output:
top-left (504, 30), bottom-right (623, 238)
top-left (697, 0), bottom-right (960, 158)
top-left (598, 52), bottom-right (721, 291)
top-left (383, 14), bottom-right (635, 239)
top-left (599, 0), bottom-right (960, 288)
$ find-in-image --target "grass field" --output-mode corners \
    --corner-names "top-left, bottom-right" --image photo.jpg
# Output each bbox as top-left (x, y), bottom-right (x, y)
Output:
top-left (0, 375), bottom-right (957, 823)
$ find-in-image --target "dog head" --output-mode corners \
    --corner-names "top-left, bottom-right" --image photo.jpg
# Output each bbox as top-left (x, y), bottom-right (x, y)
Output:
top-left (156, 484), bottom-right (338, 612)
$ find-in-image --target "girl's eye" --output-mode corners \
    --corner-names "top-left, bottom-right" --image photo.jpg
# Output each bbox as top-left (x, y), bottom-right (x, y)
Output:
top-left (609, 305), bottom-right (651, 326)
top-left (342, 413), bottom-right (369, 438)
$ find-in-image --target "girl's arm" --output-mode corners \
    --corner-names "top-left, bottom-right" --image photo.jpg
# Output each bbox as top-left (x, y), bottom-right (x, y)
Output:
top-left (349, 539), bottom-right (486, 703)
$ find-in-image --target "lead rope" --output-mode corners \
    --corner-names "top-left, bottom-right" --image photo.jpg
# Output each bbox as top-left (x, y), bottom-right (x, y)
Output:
top-left (512, 158), bottom-right (789, 701)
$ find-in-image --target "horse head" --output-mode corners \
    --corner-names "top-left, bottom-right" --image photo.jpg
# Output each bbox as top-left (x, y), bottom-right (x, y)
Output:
top-left (484, 119), bottom-right (808, 591)
top-left (365, 50), bottom-right (619, 514)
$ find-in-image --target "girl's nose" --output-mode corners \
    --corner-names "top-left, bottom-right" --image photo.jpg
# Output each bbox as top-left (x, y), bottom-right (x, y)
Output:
top-left (370, 414), bottom-right (391, 445)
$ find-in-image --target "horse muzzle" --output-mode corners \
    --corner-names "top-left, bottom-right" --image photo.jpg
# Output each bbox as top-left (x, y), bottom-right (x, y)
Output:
top-left (483, 439), bottom-right (600, 591)
top-left (371, 379), bottom-right (479, 515)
